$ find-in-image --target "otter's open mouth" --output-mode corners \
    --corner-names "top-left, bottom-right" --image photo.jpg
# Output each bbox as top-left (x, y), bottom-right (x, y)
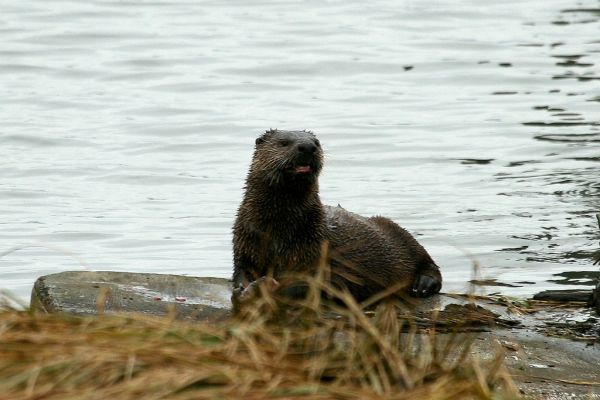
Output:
top-left (294, 165), bottom-right (312, 173)
top-left (284, 161), bottom-right (319, 177)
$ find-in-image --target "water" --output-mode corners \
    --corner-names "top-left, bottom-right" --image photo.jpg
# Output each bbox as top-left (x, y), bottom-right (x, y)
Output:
top-left (1, 0), bottom-right (599, 303)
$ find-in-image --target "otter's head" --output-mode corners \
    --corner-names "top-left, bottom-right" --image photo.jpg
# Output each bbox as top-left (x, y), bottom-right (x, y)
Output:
top-left (250, 129), bottom-right (324, 188)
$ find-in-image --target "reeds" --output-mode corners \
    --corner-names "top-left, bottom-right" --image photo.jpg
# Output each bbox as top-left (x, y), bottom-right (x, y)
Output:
top-left (0, 277), bottom-right (519, 400)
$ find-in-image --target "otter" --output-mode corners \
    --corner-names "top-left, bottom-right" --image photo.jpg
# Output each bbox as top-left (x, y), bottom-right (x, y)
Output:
top-left (232, 129), bottom-right (442, 305)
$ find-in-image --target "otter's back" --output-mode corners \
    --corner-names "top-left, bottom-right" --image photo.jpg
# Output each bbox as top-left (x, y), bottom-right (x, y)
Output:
top-left (323, 205), bottom-right (421, 300)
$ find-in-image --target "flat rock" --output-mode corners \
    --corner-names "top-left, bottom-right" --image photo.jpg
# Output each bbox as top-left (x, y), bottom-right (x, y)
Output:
top-left (31, 271), bottom-right (232, 321)
top-left (533, 289), bottom-right (592, 303)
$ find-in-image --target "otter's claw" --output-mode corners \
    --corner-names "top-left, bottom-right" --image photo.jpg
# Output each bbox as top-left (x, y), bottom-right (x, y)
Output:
top-left (411, 275), bottom-right (441, 298)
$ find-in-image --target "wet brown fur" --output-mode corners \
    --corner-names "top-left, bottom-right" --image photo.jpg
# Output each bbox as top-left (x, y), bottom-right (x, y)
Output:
top-left (232, 129), bottom-right (442, 302)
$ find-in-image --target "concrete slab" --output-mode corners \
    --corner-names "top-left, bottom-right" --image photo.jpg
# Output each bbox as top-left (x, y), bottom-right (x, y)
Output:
top-left (31, 271), bottom-right (232, 321)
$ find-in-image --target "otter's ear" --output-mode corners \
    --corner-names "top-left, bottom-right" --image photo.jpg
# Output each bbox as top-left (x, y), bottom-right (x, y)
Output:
top-left (256, 129), bottom-right (276, 145)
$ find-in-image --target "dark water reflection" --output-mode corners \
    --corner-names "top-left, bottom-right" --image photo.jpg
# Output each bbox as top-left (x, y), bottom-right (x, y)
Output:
top-left (0, 0), bottom-right (598, 302)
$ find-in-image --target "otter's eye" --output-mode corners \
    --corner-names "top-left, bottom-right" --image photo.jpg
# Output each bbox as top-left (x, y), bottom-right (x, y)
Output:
top-left (314, 139), bottom-right (321, 147)
top-left (279, 139), bottom-right (292, 147)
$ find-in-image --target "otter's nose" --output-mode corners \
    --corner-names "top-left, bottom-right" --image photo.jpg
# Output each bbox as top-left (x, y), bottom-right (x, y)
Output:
top-left (297, 142), bottom-right (317, 154)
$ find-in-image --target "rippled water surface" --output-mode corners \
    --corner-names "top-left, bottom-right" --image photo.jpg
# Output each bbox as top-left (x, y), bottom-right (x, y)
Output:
top-left (1, 0), bottom-right (599, 302)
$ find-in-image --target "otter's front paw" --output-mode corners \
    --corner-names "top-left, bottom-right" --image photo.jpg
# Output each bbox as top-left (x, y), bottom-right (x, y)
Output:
top-left (411, 275), bottom-right (442, 298)
top-left (232, 276), bottom-right (280, 312)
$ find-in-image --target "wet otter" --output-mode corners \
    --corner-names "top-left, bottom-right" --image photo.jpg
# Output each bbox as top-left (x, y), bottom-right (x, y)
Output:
top-left (232, 129), bottom-right (442, 304)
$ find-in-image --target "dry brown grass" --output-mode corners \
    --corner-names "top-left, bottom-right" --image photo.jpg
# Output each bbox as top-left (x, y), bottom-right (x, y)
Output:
top-left (0, 278), bottom-right (519, 400)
